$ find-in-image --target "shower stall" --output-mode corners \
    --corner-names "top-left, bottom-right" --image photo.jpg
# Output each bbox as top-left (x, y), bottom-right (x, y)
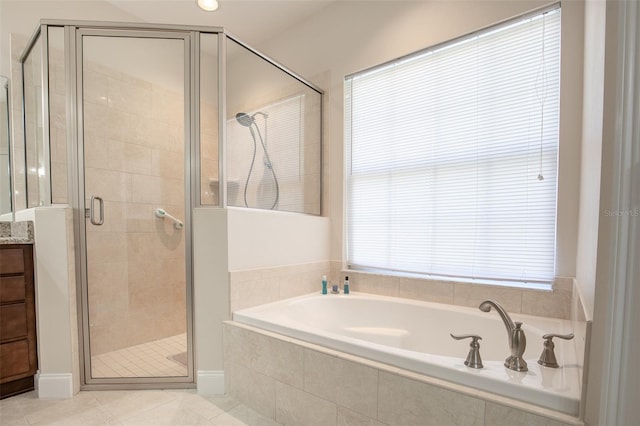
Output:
top-left (18, 21), bottom-right (322, 387)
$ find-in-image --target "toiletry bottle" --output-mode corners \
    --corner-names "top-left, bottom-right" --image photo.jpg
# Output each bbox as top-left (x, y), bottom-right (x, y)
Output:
top-left (343, 276), bottom-right (350, 294)
top-left (322, 275), bottom-right (328, 295)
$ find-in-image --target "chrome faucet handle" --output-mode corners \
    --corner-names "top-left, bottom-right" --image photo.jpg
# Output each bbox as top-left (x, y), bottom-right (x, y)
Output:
top-left (450, 334), bottom-right (483, 369)
top-left (537, 332), bottom-right (574, 368)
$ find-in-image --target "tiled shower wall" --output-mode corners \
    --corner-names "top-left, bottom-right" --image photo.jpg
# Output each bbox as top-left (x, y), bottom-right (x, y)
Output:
top-left (200, 100), bottom-right (219, 205)
top-left (0, 85), bottom-right (9, 216)
top-left (82, 59), bottom-right (186, 355)
top-left (48, 38), bottom-right (67, 204)
top-left (21, 36), bottom-right (44, 208)
top-left (9, 35), bottom-right (27, 211)
top-left (10, 33), bottom-right (187, 356)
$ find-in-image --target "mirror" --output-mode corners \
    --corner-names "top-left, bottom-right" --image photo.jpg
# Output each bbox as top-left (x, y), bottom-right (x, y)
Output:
top-left (0, 75), bottom-right (12, 221)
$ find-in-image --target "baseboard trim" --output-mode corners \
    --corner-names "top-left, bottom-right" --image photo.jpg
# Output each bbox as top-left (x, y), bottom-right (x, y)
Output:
top-left (36, 373), bottom-right (74, 398)
top-left (197, 370), bottom-right (225, 395)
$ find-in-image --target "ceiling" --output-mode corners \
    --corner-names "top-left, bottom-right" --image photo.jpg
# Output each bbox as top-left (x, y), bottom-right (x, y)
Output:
top-left (102, 0), bottom-right (336, 46)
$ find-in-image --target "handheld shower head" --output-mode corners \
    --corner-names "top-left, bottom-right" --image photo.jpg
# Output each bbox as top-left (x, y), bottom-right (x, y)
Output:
top-left (234, 109), bottom-right (279, 210)
top-left (235, 112), bottom-right (254, 127)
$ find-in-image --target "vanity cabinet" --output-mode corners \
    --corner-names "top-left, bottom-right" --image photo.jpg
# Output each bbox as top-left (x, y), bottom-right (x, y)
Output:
top-left (0, 244), bottom-right (37, 398)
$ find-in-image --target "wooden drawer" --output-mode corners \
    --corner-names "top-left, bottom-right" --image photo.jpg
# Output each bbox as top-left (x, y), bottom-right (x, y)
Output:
top-left (0, 276), bottom-right (26, 303)
top-left (0, 249), bottom-right (25, 275)
top-left (0, 244), bottom-right (35, 396)
top-left (0, 340), bottom-right (30, 379)
top-left (0, 303), bottom-right (28, 341)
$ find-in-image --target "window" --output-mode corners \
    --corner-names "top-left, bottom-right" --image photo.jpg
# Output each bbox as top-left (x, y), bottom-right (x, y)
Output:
top-left (345, 6), bottom-right (561, 286)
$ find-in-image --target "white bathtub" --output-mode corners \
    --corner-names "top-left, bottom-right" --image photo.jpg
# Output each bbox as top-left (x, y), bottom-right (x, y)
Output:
top-left (233, 292), bottom-right (581, 416)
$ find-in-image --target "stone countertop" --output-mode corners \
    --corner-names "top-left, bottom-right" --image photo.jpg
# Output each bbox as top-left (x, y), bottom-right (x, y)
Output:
top-left (0, 221), bottom-right (34, 244)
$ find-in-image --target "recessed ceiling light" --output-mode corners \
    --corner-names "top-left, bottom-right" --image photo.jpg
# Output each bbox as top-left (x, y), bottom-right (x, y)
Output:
top-left (197, 0), bottom-right (219, 12)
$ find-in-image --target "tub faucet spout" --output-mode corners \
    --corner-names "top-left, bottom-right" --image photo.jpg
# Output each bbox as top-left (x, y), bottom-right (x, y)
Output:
top-left (479, 300), bottom-right (528, 372)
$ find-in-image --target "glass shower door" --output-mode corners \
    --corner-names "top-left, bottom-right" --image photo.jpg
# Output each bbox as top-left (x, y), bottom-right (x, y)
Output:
top-left (79, 31), bottom-right (191, 382)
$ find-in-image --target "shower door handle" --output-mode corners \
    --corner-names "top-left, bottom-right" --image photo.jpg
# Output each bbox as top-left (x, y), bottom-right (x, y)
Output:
top-left (89, 195), bottom-right (104, 226)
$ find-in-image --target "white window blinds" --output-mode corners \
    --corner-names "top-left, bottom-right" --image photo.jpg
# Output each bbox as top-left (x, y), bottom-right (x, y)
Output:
top-left (345, 7), bottom-right (561, 285)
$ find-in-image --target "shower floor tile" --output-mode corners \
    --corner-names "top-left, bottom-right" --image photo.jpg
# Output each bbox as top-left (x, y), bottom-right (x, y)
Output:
top-left (91, 333), bottom-right (188, 378)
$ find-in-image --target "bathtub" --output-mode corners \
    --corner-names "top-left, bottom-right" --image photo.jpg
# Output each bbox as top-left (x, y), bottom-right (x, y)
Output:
top-left (233, 292), bottom-right (581, 416)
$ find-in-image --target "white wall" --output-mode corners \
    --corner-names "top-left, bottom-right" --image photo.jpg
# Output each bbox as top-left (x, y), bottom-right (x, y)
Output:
top-left (260, 0), bottom-right (584, 279)
top-left (585, 1), bottom-right (640, 424)
top-left (193, 208), bottom-right (229, 393)
top-left (576, 0), bottom-right (606, 321)
top-left (0, 0), bottom-right (139, 77)
top-left (192, 206), bottom-right (329, 393)
top-left (227, 207), bottom-right (329, 271)
top-left (584, 1), bottom-right (617, 421)
top-left (15, 206), bottom-right (78, 398)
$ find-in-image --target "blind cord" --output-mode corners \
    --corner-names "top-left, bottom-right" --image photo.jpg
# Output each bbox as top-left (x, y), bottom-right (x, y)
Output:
top-left (536, 13), bottom-right (548, 181)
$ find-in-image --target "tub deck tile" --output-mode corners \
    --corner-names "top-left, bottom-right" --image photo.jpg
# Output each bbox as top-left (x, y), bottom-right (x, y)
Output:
top-left (251, 331), bottom-right (304, 389)
top-left (223, 322), bottom-right (253, 369)
top-left (377, 371), bottom-right (485, 426)
top-left (484, 402), bottom-right (574, 426)
top-left (303, 348), bottom-right (378, 419)
top-left (224, 319), bottom-right (583, 426)
top-left (337, 406), bottom-right (387, 426)
top-left (226, 362), bottom-right (276, 420)
top-left (275, 381), bottom-right (337, 426)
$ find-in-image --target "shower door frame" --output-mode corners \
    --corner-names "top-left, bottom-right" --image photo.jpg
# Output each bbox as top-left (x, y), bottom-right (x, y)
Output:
top-left (71, 25), bottom-right (197, 388)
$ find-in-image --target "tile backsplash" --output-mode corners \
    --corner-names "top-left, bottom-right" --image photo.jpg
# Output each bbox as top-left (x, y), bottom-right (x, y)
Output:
top-left (229, 261), bottom-right (330, 312)
top-left (229, 260), bottom-right (587, 322)
top-left (332, 263), bottom-right (581, 321)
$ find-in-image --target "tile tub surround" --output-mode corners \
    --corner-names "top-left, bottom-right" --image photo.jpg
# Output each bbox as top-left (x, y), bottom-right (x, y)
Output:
top-left (331, 266), bottom-right (580, 320)
top-left (327, 266), bottom-right (592, 412)
top-left (0, 221), bottom-right (34, 244)
top-left (229, 261), bottom-right (331, 312)
top-left (223, 322), bottom-right (583, 426)
top-left (232, 293), bottom-right (581, 415)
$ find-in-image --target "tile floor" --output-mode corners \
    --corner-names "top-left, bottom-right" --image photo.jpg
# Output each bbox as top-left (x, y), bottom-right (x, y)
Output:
top-left (0, 389), bottom-right (281, 426)
top-left (91, 334), bottom-right (188, 378)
